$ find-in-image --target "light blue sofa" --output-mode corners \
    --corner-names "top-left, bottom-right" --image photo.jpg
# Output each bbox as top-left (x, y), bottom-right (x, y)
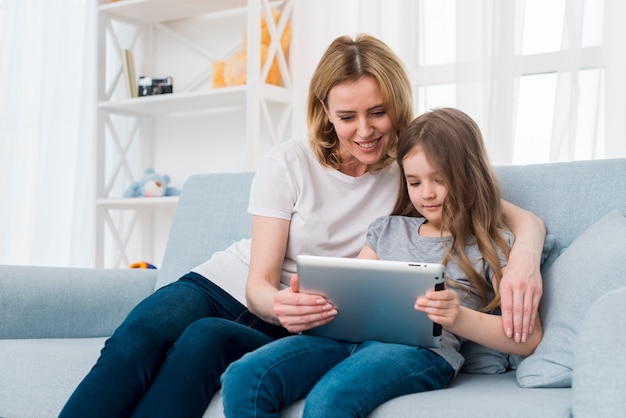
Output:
top-left (1, 158), bottom-right (625, 418)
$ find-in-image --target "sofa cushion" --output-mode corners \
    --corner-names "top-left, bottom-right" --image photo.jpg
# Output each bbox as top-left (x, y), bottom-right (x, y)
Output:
top-left (516, 206), bottom-right (626, 388)
top-left (157, 173), bottom-right (254, 289)
top-left (539, 233), bottom-right (558, 271)
top-left (572, 287), bottom-right (626, 417)
top-left (0, 338), bottom-right (106, 418)
top-left (0, 266), bottom-right (156, 339)
top-left (208, 371), bottom-right (571, 418)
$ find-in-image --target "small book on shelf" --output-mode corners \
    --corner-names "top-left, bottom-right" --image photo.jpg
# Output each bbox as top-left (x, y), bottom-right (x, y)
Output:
top-left (121, 49), bottom-right (138, 98)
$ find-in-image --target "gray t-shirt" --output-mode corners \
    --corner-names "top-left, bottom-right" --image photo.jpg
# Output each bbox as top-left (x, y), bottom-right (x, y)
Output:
top-left (365, 215), bottom-right (513, 374)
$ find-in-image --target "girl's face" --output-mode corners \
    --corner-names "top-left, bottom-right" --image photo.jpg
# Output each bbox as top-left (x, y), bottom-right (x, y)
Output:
top-left (403, 146), bottom-right (448, 230)
top-left (323, 76), bottom-right (395, 177)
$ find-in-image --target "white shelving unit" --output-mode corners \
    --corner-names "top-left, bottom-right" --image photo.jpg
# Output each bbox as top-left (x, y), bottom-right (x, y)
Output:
top-left (96, 0), bottom-right (293, 268)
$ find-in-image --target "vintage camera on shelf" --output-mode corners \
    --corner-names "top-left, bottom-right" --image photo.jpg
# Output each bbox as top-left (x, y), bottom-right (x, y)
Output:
top-left (138, 76), bottom-right (173, 97)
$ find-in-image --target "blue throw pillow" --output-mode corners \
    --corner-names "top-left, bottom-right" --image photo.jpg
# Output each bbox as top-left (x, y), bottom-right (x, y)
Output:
top-left (516, 207), bottom-right (626, 388)
top-left (539, 233), bottom-right (557, 271)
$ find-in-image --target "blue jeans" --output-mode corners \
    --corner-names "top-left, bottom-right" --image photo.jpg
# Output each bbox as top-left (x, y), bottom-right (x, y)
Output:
top-left (59, 272), bottom-right (290, 418)
top-left (221, 335), bottom-right (455, 418)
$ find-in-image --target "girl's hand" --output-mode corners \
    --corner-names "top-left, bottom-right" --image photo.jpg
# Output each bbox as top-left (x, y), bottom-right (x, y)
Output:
top-left (415, 288), bottom-right (460, 328)
top-left (272, 275), bottom-right (337, 333)
top-left (417, 286), bottom-right (544, 357)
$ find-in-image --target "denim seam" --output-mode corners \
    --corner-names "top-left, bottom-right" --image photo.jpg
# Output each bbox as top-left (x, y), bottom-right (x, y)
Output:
top-left (353, 350), bottom-right (452, 417)
top-left (252, 342), bottom-right (347, 416)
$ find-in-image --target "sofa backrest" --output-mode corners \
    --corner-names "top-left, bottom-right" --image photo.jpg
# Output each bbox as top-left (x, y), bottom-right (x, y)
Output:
top-left (495, 158), bottom-right (626, 266)
top-left (156, 172), bottom-right (254, 289)
top-left (157, 158), bottom-right (626, 289)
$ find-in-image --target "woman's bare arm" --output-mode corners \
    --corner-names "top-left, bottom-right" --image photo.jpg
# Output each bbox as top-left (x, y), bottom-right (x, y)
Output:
top-left (245, 215), bottom-right (335, 332)
top-left (500, 200), bottom-right (546, 343)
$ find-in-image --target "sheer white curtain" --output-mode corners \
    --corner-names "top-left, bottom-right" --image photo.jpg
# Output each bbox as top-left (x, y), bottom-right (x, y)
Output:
top-left (0, 0), bottom-right (96, 267)
top-left (411, 0), bottom-right (626, 164)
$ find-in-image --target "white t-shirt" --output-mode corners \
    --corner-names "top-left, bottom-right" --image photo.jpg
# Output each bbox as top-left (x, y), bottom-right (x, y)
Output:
top-left (192, 139), bottom-right (399, 305)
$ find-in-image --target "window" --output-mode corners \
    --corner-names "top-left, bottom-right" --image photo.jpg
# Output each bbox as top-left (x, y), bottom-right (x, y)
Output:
top-left (410, 0), bottom-right (612, 164)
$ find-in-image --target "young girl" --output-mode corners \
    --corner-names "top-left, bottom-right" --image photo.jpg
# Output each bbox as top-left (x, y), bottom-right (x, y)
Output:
top-left (220, 107), bottom-right (544, 418)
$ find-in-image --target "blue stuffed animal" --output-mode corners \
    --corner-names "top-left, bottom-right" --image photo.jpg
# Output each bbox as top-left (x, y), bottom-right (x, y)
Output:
top-left (124, 168), bottom-right (180, 198)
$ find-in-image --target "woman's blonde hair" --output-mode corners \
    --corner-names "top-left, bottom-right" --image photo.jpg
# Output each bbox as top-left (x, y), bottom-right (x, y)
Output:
top-left (307, 34), bottom-right (414, 173)
top-left (392, 108), bottom-right (510, 312)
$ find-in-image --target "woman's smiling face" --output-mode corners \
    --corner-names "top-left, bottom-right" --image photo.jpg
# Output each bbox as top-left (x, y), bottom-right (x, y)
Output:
top-left (324, 76), bottom-right (395, 177)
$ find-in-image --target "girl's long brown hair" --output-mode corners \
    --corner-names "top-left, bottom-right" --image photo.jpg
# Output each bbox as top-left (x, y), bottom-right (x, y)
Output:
top-left (392, 108), bottom-right (510, 312)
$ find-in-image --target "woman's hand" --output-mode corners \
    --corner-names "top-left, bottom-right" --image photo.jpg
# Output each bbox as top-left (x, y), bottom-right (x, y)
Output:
top-left (273, 275), bottom-right (337, 334)
top-left (414, 288), bottom-right (460, 328)
top-left (500, 243), bottom-right (542, 343)
top-left (500, 200), bottom-right (545, 343)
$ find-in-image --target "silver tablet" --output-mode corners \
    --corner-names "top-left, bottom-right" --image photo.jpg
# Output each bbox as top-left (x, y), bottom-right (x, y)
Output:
top-left (296, 255), bottom-right (445, 347)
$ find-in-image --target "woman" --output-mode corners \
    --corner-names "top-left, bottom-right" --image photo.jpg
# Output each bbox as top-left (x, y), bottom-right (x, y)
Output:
top-left (60, 34), bottom-right (544, 418)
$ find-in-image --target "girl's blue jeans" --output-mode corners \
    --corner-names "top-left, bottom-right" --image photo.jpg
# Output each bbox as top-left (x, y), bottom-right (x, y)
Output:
top-left (59, 272), bottom-right (290, 418)
top-left (221, 335), bottom-right (455, 418)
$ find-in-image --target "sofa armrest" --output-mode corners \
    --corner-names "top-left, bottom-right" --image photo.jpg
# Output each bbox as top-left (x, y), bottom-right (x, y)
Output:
top-left (0, 265), bottom-right (157, 339)
top-left (572, 286), bottom-right (626, 417)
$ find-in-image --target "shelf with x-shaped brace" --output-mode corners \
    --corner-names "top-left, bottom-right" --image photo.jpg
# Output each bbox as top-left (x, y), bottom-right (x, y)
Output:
top-left (95, 0), bottom-right (294, 267)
